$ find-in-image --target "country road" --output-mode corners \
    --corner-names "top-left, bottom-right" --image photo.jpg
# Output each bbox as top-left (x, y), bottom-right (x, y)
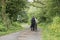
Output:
top-left (0, 24), bottom-right (42, 40)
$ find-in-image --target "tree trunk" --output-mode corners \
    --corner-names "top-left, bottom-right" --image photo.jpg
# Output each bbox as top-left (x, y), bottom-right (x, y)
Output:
top-left (1, 0), bottom-right (10, 29)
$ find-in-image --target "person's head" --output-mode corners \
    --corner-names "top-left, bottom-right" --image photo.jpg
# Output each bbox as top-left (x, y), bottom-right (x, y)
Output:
top-left (32, 16), bottom-right (35, 18)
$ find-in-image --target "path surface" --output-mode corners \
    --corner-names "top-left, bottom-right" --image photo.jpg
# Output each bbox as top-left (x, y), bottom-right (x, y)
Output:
top-left (0, 24), bottom-right (42, 40)
top-left (18, 29), bottom-right (42, 40)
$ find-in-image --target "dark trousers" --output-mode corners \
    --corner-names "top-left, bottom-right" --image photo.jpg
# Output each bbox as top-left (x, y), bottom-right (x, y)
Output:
top-left (31, 23), bottom-right (37, 31)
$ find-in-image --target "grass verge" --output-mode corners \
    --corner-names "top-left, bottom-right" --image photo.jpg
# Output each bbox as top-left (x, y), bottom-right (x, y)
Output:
top-left (0, 22), bottom-right (24, 36)
top-left (39, 22), bottom-right (60, 40)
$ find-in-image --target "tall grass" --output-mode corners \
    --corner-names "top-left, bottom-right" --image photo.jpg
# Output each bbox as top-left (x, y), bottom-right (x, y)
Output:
top-left (40, 16), bottom-right (60, 40)
top-left (0, 22), bottom-right (23, 36)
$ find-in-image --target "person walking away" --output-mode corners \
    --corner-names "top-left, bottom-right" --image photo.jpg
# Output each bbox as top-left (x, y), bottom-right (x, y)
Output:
top-left (30, 16), bottom-right (37, 31)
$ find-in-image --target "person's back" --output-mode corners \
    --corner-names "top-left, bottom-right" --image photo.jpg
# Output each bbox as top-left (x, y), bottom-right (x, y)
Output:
top-left (31, 17), bottom-right (36, 25)
top-left (31, 16), bottom-right (37, 31)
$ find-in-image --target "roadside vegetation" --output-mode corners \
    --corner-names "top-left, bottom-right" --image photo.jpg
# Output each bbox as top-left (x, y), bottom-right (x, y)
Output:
top-left (0, 0), bottom-right (28, 36)
top-left (0, 0), bottom-right (60, 40)
top-left (0, 22), bottom-right (23, 36)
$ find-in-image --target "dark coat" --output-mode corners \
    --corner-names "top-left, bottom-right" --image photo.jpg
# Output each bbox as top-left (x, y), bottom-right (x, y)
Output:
top-left (30, 17), bottom-right (37, 31)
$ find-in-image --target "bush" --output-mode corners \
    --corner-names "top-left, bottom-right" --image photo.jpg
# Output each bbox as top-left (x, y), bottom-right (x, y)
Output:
top-left (48, 16), bottom-right (60, 35)
top-left (12, 22), bottom-right (21, 27)
top-left (0, 22), bottom-right (23, 36)
top-left (42, 16), bottom-right (60, 40)
top-left (9, 22), bottom-right (23, 31)
top-left (0, 24), bottom-right (7, 32)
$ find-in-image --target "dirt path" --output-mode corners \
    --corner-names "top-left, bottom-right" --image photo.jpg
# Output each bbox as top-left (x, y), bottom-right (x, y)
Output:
top-left (18, 29), bottom-right (42, 40)
top-left (0, 24), bottom-right (42, 40)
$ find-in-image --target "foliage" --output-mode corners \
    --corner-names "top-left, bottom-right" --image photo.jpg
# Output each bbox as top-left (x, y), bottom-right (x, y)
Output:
top-left (0, 24), bottom-right (7, 32)
top-left (0, 0), bottom-right (28, 36)
top-left (35, 0), bottom-right (60, 40)
top-left (0, 22), bottom-right (23, 36)
top-left (0, 0), bottom-right (60, 39)
top-left (17, 11), bottom-right (28, 23)
top-left (41, 16), bottom-right (60, 40)
top-left (6, 0), bottom-right (28, 21)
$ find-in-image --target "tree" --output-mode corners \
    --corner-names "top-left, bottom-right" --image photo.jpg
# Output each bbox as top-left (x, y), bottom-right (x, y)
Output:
top-left (1, 0), bottom-right (11, 29)
top-left (6, 0), bottom-right (28, 21)
top-left (1, 0), bottom-right (28, 29)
